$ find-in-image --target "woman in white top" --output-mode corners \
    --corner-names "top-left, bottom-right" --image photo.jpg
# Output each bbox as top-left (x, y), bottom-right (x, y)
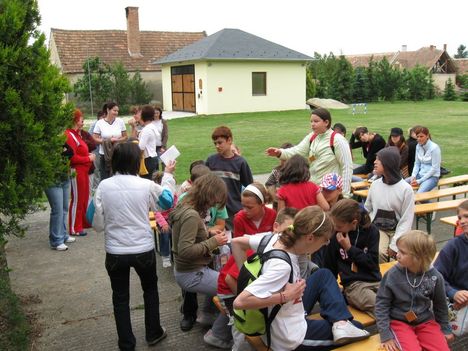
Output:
top-left (138, 105), bottom-right (160, 179)
top-left (92, 102), bottom-right (127, 180)
top-left (93, 141), bottom-right (176, 350)
top-left (152, 107), bottom-right (168, 170)
top-left (232, 206), bottom-right (369, 350)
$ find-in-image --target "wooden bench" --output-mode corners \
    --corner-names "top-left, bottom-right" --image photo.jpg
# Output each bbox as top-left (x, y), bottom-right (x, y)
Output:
top-left (437, 174), bottom-right (468, 188)
top-left (351, 180), bottom-right (370, 191)
top-left (415, 198), bottom-right (464, 233)
top-left (244, 261), bottom-right (396, 351)
top-left (440, 215), bottom-right (458, 236)
top-left (353, 184), bottom-right (468, 202)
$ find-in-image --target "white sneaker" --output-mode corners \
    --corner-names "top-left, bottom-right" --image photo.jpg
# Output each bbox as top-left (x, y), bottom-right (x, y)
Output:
top-left (51, 243), bottom-right (68, 251)
top-left (65, 237), bottom-right (76, 243)
top-left (162, 256), bottom-right (172, 268)
top-left (332, 320), bottom-right (370, 344)
top-left (203, 329), bottom-right (233, 349)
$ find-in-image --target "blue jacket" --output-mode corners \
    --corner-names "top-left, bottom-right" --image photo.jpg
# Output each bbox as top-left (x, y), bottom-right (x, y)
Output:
top-left (434, 234), bottom-right (468, 301)
top-left (411, 139), bottom-right (441, 182)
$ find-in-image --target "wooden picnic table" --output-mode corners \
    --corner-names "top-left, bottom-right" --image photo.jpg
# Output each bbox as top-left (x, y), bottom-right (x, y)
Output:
top-left (353, 184), bottom-right (468, 202)
top-left (415, 198), bottom-right (465, 233)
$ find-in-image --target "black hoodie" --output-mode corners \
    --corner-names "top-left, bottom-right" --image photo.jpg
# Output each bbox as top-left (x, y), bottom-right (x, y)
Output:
top-left (376, 147), bottom-right (402, 185)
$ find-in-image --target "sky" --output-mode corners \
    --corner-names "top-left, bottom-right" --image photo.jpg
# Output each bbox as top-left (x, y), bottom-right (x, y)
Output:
top-left (37, 0), bottom-right (467, 57)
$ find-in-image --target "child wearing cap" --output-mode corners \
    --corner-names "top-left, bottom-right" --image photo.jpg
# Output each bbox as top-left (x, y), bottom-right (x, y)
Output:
top-left (386, 127), bottom-right (409, 178)
top-left (320, 172), bottom-right (344, 207)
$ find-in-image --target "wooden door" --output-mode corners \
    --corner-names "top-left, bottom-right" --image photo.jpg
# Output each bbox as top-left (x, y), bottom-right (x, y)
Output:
top-left (171, 65), bottom-right (195, 112)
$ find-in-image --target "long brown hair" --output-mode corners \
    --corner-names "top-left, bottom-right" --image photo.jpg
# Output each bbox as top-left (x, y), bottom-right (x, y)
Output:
top-left (279, 206), bottom-right (333, 248)
top-left (183, 173), bottom-right (227, 216)
top-left (330, 199), bottom-right (371, 229)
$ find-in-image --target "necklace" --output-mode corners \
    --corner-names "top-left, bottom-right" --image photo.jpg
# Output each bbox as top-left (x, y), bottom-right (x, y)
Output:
top-left (405, 268), bottom-right (425, 288)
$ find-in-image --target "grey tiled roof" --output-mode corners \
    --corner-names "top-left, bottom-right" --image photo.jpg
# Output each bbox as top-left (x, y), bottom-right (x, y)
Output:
top-left (154, 28), bottom-right (312, 64)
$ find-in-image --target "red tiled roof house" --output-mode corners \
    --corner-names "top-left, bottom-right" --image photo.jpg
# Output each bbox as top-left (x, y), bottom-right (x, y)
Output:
top-left (48, 7), bottom-right (205, 105)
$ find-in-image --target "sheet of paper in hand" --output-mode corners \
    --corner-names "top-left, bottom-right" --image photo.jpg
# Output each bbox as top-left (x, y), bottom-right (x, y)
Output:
top-left (159, 145), bottom-right (180, 166)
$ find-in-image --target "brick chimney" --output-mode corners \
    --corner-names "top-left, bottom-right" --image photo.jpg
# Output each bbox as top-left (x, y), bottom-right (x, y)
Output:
top-left (126, 7), bottom-right (142, 57)
top-left (443, 44), bottom-right (447, 52)
top-left (430, 45), bottom-right (435, 50)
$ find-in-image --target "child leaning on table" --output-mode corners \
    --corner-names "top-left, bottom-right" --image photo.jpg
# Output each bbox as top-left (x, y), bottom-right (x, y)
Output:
top-left (217, 208), bottom-right (298, 351)
top-left (375, 230), bottom-right (454, 351)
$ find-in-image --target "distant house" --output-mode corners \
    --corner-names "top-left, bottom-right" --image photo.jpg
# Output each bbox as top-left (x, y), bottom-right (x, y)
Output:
top-left (48, 7), bottom-right (205, 105)
top-left (154, 28), bottom-right (312, 115)
top-left (453, 58), bottom-right (468, 75)
top-left (345, 45), bottom-right (458, 91)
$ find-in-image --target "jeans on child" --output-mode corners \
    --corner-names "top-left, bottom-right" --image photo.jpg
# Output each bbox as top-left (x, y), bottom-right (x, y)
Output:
top-left (159, 227), bottom-right (171, 257)
top-left (45, 179), bottom-right (71, 247)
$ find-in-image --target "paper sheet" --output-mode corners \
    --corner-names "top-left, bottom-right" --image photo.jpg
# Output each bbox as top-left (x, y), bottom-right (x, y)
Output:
top-left (159, 145), bottom-right (180, 165)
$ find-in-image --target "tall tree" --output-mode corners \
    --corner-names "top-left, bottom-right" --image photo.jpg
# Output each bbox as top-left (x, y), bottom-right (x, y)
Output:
top-left (73, 57), bottom-right (112, 110)
top-left (454, 44), bottom-right (467, 58)
top-left (376, 57), bottom-right (400, 101)
top-left (443, 78), bottom-right (457, 101)
top-left (328, 56), bottom-right (354, 103)
top-left (0, 0), bottom-right (72, 253)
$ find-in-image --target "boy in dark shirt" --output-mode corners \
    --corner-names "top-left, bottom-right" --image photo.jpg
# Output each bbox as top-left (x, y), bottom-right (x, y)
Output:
top-left (206, 126), bottom-right (253, 229)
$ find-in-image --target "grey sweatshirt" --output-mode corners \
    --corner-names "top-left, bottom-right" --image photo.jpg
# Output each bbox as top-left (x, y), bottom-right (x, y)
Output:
top-left (375, 264), bottom-right (451, 342)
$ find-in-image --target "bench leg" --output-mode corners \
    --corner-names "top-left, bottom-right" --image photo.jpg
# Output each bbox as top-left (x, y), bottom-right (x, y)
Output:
top-left (426, 214), bottom-right (431, 234)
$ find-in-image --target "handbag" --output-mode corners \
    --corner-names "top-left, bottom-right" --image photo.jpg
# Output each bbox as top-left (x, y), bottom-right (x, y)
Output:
top-left (139, 154), bottom-right (149, 176)
top-left (86, 199), bottom-right (95, 226)
top-left (448, 304), bottom-right (468, 336)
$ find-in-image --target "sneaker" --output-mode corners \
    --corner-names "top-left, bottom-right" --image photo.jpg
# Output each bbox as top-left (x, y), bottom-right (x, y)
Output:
top-left (197, 313), bottom-right (217, 327)
top-left (203, 329), bottom-right (233, 349)
top-left (65, 237), bottom-right (76, 243)
top-left (51, 243), bottom-right (68, 251)
top-left (332, 320), bottom-right (370, 344)
top-left (180, 315), bottom-right (196, 332)
top-left (162, 256), bottom-right (172, 268)
top-left (147, 327), bottom-right (167, 346)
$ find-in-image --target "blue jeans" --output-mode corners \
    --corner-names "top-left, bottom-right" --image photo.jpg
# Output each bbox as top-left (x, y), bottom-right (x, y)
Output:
top-left (106, 250), bottom-right (164, 351)
top-left (405, 175), bottom-right (439, 194)
top-left (159, 226), bottom-right (171, 257)
top-left (298, 269), bottom-right (362, 350)
top-left (45, 180), bottom-right (70, 247)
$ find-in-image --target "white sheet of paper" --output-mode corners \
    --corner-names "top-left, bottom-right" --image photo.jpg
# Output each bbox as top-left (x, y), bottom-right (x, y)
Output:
top-left (159, 145), bottom-right (180, 166)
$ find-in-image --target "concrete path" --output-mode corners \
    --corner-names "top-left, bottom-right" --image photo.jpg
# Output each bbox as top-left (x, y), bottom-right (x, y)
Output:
top-left (5, 185), bottom-right (464, 350)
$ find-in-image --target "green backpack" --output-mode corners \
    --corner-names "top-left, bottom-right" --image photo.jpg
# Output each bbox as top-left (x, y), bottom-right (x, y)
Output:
top-left (233, 233), bottom-right (294, 349)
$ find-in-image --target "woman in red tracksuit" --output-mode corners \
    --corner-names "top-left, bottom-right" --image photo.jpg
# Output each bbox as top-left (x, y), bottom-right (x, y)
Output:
top-left (66, 109), bottom-right (96, 236)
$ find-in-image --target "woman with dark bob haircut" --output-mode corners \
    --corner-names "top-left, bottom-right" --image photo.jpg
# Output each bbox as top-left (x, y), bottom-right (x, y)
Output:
top-left (93, 141), bottom-right (176, 350)
top-left (266, 108), bottom-right (353, 198)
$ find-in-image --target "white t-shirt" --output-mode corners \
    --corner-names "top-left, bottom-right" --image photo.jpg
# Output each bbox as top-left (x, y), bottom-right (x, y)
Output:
top-left (93, 118), bottom-right (126, 155)
top-left (246, 233), bottom-right (307, 351)
top-left (138, 123), bottom-right (158, 158)
top-left (152, 120), bottom-right (163, 147)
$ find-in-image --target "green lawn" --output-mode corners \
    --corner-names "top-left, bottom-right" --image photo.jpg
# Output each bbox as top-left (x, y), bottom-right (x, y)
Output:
top-left (86, 100), bottom-right (468, 183)
top-left (164, 100), bottom-right (468, 183)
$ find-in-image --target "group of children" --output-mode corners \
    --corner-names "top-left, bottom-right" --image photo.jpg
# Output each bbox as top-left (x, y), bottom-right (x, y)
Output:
top-left (147, 120), bottom-right (466, 351)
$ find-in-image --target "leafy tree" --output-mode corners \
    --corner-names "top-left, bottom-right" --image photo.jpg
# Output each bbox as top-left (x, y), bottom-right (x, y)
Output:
top-left (454, 44), bottom-right (467, 58)
top-left (376, 57), bottom-right (400, 101)
top-left (328, 56), bottom-right (354, 103)
top-left (406, 66), bottom-right (434, 101)
top-left (351, 67), bottom-right (369, 102)
top-left (110, 62), bottom-right (131, 107)
top-left (130, 71), bottom-right (153, 104)
top-left (73, 57), bottom-right (112, 110)
top-left (443, 78), bottom-right (457, 101)
top-left (0, 0), bottom-right (72, 249)
top-left (365, 58), bottom-right (380, 101)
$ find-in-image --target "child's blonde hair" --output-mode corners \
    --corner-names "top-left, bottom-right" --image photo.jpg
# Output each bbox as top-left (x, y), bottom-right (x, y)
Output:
top-left (397, 230), bottom-right (436, 272)
top-left (279, 206), bottom-right (333, 248)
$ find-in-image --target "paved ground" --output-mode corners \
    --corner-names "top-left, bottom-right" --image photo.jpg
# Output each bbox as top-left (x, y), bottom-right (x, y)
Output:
top-left (5, 182), bottom-right (467, 351)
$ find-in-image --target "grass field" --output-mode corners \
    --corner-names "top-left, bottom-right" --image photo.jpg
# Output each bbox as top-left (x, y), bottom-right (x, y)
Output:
top-left (163, 100), bottom-right (468, 183)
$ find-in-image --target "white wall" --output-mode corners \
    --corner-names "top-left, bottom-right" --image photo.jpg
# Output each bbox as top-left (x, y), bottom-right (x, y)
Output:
top-left (433, 73), bottom-right (457, 92)
top-left (161, 60), bottom-right (307, 115)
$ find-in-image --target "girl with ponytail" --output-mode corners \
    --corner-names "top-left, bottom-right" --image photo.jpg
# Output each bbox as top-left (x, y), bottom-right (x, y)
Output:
top-left (233, 206), bottom-right (369, 350)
